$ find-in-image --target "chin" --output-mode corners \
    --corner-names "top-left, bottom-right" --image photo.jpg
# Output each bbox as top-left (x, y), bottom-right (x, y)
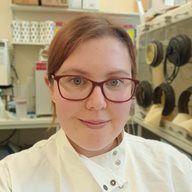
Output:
top-left (79, 139), bottom-right (116, 156)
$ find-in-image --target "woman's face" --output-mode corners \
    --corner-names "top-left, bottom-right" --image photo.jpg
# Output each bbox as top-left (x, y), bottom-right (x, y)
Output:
top-left (49, 37), bottom-right (133, 157)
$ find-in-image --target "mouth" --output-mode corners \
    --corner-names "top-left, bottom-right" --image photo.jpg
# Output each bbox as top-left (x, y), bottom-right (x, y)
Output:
top-left (79, 119), bottom-right (111, 129)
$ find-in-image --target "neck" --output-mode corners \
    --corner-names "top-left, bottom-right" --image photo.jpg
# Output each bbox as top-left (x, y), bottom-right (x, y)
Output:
top-left (67, 134), bottom-right (122, 158)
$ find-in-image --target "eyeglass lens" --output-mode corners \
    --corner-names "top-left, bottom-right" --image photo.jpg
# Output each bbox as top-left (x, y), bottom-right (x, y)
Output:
top-left (57, 76), bottom-right (136, 102)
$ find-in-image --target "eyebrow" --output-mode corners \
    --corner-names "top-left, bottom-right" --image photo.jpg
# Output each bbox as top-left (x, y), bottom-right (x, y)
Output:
top-left (59, 69), bottom-right (89, 76)
top-left (59, 68), bottom-right (131, 77)
top-left (106, 70), bottom-right (131, 77)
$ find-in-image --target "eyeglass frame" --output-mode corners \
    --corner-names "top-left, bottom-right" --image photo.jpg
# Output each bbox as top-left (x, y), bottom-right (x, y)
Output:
top-left (50, 74), bottom-right (139, 103)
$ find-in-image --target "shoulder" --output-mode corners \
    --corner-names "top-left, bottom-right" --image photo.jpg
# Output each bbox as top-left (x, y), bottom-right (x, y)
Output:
top-left (122, 133), bottom-right (192, 190)
top-left (0, 131), bottom-right (57, 170)
top-left (124, 132), bottom-right (181, 154)
top-left (0, 131), bottom-right (65, 191)
top-left (0, 132), bottom-right (59, 190)
top-left (124, 132), bottom-right (192, 169)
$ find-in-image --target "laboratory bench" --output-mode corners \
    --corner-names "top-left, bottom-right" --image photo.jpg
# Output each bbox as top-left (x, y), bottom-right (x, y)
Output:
top-left (0, 117), bottom-right (59, 159)
top-left (133, 116), bottom-right (192, 157)
top-left (0, 117), bottom-right (59, 130)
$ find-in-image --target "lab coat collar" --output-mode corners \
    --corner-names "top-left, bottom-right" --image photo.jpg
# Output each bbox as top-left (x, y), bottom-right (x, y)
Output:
top-left (55, 129), bottom-right (128, 191)
top-left (80, 132), bottom-right (128, 191)
top-left (55, 129), bottom-right (102, 191)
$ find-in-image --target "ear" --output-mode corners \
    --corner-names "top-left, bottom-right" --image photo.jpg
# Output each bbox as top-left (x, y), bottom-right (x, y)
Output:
top-left (44, 74), bottom-right (51, 87)
top-left (44, 74), bottom-right (55, 102)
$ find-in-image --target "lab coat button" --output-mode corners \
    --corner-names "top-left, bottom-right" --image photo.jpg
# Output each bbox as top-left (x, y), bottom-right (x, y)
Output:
top-left (103, 184), bottom-right (108, 191)
top-left (119, 185), bottom-right (124, 189)
top-left (110, 179), bottom-right (116, 186)
top-left (115, 159), bottom-right (121, 166)
top-left (112, 150), bottom-right (117, 156)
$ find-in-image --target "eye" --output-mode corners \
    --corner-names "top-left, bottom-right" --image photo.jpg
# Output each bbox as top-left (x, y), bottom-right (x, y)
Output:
top-left (106, 79), bottom-right (122, 87)
top-left (72, 77), bottom-right (83, 85)
top-left (69, 76), bottom-right (87, 86)
top-left (59, 76), bottom-right (91, 90)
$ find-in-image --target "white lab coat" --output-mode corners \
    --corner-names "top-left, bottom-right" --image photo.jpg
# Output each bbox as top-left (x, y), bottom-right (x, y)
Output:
top-left (0, 128), bottom-right (191, 192)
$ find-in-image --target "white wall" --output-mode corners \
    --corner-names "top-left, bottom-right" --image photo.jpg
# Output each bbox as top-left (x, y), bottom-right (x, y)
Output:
top-left (100, 0), bottom-right (149, 13)
top-left (0, 0), bottom-right (12, 40)
top-left (100, 0), bottom-right (137, 13)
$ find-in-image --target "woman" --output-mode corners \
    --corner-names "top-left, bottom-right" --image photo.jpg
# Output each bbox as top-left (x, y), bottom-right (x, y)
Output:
top-left (0, 14), bottom-right (191, 192)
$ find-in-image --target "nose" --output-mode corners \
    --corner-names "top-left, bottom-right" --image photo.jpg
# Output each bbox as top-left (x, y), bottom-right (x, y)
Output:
top-left (85, 86), bottom-right (107, 111)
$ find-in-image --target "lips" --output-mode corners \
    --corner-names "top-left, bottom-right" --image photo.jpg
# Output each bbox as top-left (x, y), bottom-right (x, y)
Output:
top-left (79, 119), bottom-right (110, 129)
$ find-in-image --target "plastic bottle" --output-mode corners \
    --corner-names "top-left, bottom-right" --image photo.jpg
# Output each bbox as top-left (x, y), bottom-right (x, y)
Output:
top-left (0, 94), bottom-right (5, 119)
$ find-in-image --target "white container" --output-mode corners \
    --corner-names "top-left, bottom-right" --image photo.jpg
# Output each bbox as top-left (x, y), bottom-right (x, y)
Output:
top-left (0, 97), bottom-right (5, 119)
top-left (11, 20), bottom-right (21, 43)
top-left (0, 39), bottom-right (11, 86)
top-left (35, 61), bottom-right (52, 117)
top-left (20, 21), bottom-right (30, 43)
top-left (82, 0), bottom-right (99, 10)
top-left (39, 22), bottom-right (46, 44)
top-left (35, 61), bottom-right (52, 116)
top-left (30, 21), bottom-right (40, 44)
top-left (44, 21), bottom-right (56, 44)
top-left (16, 99), bottom-right (27, 118)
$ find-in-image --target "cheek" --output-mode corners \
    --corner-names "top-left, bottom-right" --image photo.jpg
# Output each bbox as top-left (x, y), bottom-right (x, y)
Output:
top-left (53, 92), bottom-right (81, 123)
top-left (54, 95), bottom-right (71, 117)
top-left (52, 85), bottom-right (69, 114)
top-left (112, 102), bottom-right (132, 125)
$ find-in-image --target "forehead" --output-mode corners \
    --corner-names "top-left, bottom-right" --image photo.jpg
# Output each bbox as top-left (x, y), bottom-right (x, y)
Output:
top-left (57, 37), bottom-right (132, 78)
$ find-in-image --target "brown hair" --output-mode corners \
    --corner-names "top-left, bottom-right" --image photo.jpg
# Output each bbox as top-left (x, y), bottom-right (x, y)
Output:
top-left (47, 14), bottom-right (137, 122)
top-left (48, 14), bottom-right (136, 79)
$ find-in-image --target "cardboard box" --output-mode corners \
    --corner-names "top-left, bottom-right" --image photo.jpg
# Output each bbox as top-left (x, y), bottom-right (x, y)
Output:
top-left (12, 0), bottom-right (39, 5)
top-left (82, 0), bottom-right (99, 10)
top-left (41, 0), bottom-right (69, 7)
top-left (69, 0), bottom-right (82, 9)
